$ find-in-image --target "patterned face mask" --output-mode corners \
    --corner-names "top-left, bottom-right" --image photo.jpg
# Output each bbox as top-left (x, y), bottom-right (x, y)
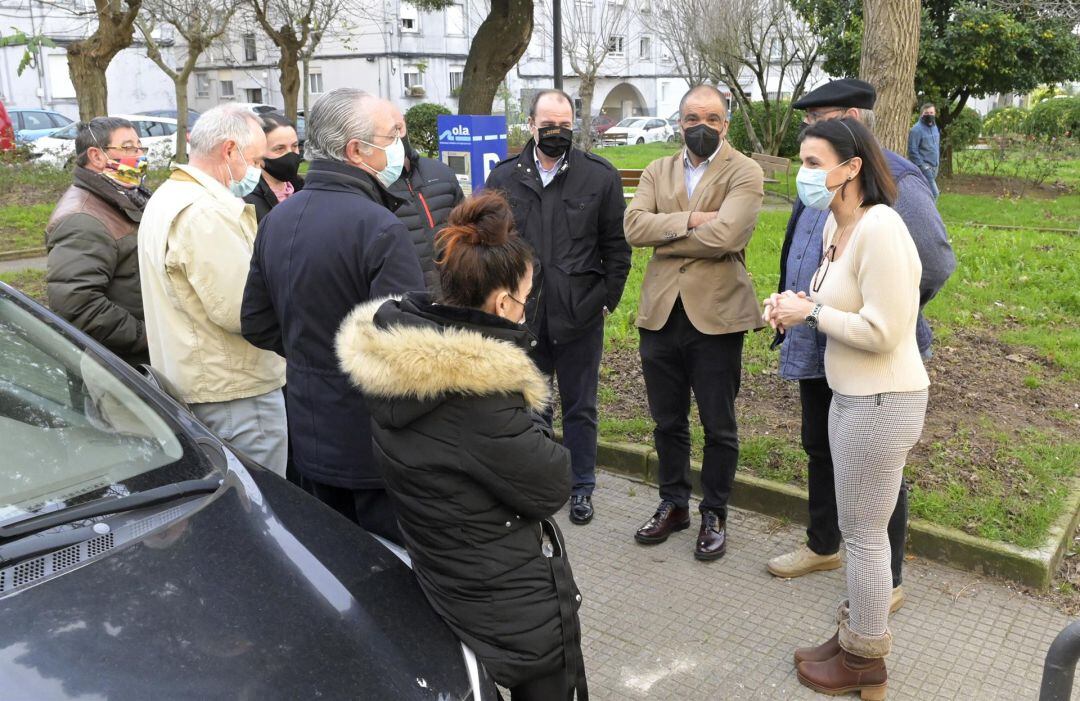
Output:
top-left (103, 155), bottom-right (149, 188)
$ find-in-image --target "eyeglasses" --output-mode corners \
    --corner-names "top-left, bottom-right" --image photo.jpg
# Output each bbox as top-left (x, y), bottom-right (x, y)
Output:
top-left (105, 145), bottom-right (148, 156)
top-left (810, 244), bottom-right (836, 293)
top-left (803, 109), bottom-right (845, 125)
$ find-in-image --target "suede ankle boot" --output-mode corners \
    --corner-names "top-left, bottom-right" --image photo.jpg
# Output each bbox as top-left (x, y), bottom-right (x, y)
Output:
top-left (794, 631), bottom-right (841, 665)
top-left (797, 650), bottom-right (888, 700)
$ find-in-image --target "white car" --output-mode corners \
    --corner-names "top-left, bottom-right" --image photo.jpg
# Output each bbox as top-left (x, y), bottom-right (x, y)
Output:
top-left (31, 114), bottom-right (180, 169)
top-left (600, 117), bottom-right (675, 146)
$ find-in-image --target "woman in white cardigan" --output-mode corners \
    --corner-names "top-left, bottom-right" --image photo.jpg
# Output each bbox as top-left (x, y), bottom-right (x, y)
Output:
top-left (764, 117), bottom-right (929, 701)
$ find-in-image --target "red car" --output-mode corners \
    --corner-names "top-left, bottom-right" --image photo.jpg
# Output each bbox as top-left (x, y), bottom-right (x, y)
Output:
top-left (592, 114), bottom-right (617, 134)
top-left (0, 101), bottom-right (15, 151)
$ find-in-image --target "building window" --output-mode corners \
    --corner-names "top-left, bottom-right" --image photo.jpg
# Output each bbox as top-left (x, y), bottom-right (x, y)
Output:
top-left (607, 35), bottom-right (625, 56)
top-left (195, 73), bottom-right (210, 98)
top-left (400, 2), bottom-right (419, 33)
top-left (219, 80), bottom-right (235, 99)
top-left (449, 69), bottom-right (464, 95)
top-left (403, 68), bottom-right (422, 89)
top-left (245, 88), bottom-right (264, 103)
top-left (310, 71), bottom-right (324, 94)
top-left (639, 36), bottom-right (651, 59)
top-left (243, 34), bottom-right (257, 62)
top-left (446, 2), bottom-right (466, 35)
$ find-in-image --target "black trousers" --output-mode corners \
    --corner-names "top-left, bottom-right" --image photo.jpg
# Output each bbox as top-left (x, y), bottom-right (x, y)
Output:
top-left (532, 315), bottom-right (605, 496)
top-left (800, 377), bottom-right (908, 587)
top-left (508, 668), bottom-right (572, 701)
top-left (308, 481), bottom-right (404, 546)
top-left (639, 301), bottom-right (744, 518)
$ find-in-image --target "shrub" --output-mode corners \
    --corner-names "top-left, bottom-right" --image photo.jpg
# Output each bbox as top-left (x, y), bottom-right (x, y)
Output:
top-left (404, 103), bottom-right (452, 156)
top-left (1026, 96), bottom-right (1080, 141)
top-left (983, 107), bottom-right (1028, 137)
top-left (727, 101), bottom-right (805, 158)
top-left (943, 106), bottom-right (982, 152)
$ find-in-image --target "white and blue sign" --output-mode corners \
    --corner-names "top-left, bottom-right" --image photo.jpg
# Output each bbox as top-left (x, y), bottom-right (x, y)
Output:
top-left (437, 115), bottom-right (507, 194)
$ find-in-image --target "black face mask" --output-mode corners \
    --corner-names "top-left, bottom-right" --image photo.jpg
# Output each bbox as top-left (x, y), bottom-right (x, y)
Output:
top-left (921, 114), bottom-right (935, 127)
top-left (262, 151), bottom-right (303, 183)
top-left (683, 123), bottom-right (722, 159)
top-left (535, 125), bottom-right (573, 158)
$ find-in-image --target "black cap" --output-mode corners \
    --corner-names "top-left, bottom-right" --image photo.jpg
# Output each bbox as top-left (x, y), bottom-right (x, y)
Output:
top-left (792, 79), bottom-right (877, 111)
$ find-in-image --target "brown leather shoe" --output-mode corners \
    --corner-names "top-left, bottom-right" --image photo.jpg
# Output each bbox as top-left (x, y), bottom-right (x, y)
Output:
top-left (794, 631), bottom-right (840, 665)
top-left (634, 500), bottom-right (691, 544)
top-left (797, 650), bottom-right (888, 700)
top-left (693, 510), bottom-right (726, 561)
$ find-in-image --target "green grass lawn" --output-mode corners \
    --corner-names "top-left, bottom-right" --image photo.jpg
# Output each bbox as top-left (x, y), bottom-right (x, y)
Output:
top-left (0, 268), bottom-right (47, 302)
top-left (0, 204), bottom-right (52, 252)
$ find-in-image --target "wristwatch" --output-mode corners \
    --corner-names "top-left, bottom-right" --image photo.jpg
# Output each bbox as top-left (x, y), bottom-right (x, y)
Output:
top-left (805, 303), bottom-right (823, 330)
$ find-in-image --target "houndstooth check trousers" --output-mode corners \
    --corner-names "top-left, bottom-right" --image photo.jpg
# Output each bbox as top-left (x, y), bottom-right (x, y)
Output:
top-left (830, 389), bottom-right (928, 641)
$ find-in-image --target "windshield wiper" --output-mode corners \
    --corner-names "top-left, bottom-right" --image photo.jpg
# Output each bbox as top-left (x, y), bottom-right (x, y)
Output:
top-left (0, 477), bottom-right (222, 544)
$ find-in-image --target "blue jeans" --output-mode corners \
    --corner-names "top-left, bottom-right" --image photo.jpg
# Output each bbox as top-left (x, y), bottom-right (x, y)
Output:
top-left (921, 165), bottom-right (940, 200)
top-left (191, 389), bottom-right (288, 477)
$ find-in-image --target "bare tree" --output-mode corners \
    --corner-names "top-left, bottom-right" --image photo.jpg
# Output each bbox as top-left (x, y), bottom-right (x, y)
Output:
top-left (64, 0), bottom-right (143, 120)
top-left (458, 0), bottom-right (534, 114)
top-left (300, 0), bottom-right (349, 118)
top-left (247, 0), bottom-right (327, 121)
top-left (654, 3), bottom-right (708, 88)
top-left (562, 0), bottom-right (635, 146)
top-left (136, 0), bottom-right (238, 162)
top-left (859, 0), bottom-right (919, 153)
top-left (696, 0), bottom-right (821, 154)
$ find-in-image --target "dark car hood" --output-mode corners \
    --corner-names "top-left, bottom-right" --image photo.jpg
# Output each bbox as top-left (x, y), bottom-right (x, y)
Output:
top-left (0, 454), bottom-right (474, 700)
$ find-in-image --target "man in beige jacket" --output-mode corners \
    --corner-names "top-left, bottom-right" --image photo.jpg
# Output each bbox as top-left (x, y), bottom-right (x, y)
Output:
top-left (139, 104), bottom-right (287, 475)
top-left (624, 85), bottom-right (764, 561)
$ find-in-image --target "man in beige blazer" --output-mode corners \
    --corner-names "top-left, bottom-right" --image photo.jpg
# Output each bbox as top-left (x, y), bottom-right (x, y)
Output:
top-left (624, 85), bottom-right (764, 561)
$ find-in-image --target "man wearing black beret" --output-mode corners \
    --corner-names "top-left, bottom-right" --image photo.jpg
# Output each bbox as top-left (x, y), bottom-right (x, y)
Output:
top-left (766, 79), bottom-right (956, 612)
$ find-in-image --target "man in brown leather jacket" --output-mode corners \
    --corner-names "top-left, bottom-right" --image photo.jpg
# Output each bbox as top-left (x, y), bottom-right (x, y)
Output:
top-left (46, 117), bottom-right (152, 366)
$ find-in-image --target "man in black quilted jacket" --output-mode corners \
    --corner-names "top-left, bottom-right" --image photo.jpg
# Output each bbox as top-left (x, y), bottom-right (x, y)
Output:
top-left (387, 105), bottom-right (465, 296)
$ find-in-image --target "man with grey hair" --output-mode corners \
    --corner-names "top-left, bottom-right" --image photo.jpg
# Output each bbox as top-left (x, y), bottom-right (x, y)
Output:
top-left (241, 88), bottom-right (424, 543)
top-left (765, 79), bottom-right (955, 610)
top-left (139, 104), bottom-right (288, 476)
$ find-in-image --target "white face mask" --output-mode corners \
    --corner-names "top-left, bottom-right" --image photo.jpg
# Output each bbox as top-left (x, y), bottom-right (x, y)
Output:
top-left (358, 136), bottom-right (405, 188)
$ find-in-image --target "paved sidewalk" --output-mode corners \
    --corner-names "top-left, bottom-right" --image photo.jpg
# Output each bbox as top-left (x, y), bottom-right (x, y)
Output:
top-left (556, 471), bottom-right (1077, 700)
top-left (0, 256), bottom-right (46, 274)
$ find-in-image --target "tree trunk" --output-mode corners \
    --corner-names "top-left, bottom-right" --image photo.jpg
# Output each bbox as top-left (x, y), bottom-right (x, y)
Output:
top-left (302, 55), bottom-right (311, 118)
top-left (279, 49), bottom-right (301, 122)
top-left (858, 0), bottom-right (920, 154)
top-left (577, 74), bottom-right (596, 151)
top-left (66, 50), bottom-right (110, 121)
top-left (458, 0), bottom-right (533, 115)
top-left (174, 79), bottom-right (189, 163)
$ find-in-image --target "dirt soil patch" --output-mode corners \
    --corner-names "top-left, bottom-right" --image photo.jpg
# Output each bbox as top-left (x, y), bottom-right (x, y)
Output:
top-left (943, 174), bottom-right (1071, 199)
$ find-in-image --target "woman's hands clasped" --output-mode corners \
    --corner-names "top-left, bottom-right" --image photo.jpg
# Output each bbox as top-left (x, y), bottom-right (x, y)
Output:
top-left (761, 290), bottom-right (817, 333)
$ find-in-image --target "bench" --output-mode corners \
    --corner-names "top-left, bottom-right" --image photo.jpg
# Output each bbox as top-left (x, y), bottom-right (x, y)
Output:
top-left (750, 152), bottom-right (792, 201)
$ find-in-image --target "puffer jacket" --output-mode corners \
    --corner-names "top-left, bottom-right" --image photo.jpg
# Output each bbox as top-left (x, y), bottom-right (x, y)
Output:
top-left (386, 151), bottom-right (464, 296)
top-left (45, 167), bottom-right (149, 366)
top-left (138, 164), bottom-right (285, 404)
top-left (335, 293), bottom-right (588, 697)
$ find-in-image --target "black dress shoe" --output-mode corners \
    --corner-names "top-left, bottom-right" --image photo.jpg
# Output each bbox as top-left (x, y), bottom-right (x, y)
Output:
top-left (635, 500), bottom-right (691, 544)
top-left (569, 495), bottom-right (594, 525)
top-left (694, 510), bottom-right (727, 561)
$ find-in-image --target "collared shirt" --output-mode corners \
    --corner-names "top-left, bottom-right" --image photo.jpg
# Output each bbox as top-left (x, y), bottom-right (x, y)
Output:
top-left (682, 143), bottom-right (722, 198)
top-left (534, 146), bottom-right (565, 188)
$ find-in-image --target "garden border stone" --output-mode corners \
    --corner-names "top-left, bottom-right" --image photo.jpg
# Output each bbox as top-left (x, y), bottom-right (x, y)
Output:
top-left (0, 247), bottom-right (47, 262)
top-left (588, 437), bottom-right (1080, 590)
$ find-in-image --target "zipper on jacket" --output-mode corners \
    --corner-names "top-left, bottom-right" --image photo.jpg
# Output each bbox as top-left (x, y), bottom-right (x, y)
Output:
top-left (406, 181), bottom-right (436, 229)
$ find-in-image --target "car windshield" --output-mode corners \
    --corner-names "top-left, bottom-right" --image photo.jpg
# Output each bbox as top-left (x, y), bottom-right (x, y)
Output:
top-left (616, 119), bottom-right (648, 128)
top-left (49, 124), bottom-right (78, 140)
top-left (0, 296), bottom-right (215, 526)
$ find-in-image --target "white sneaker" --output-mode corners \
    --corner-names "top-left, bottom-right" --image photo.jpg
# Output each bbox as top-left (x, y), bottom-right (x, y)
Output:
top-left (890, 585), bottom-right (906, 614)
top-left (767, 545), bottom-right (843, 578)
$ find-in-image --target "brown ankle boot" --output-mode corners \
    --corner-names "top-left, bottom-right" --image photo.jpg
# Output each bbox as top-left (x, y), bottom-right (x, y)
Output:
top-left (797, 650), bottom-right (888, 700)
top-left (794, 631), bottom-right (841, 665)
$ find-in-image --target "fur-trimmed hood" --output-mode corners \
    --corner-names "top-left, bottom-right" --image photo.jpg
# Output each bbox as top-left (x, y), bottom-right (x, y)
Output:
top-left (335, 294), bottom-right (551, 413)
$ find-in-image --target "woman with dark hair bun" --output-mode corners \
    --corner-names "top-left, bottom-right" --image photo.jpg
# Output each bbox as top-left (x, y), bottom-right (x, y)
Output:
top-left (335, 190), bottom-right (588, 701)
top-left (244, 112), bottom-right (305, 222)
top-left (763, 117), bottom-right (928, 700)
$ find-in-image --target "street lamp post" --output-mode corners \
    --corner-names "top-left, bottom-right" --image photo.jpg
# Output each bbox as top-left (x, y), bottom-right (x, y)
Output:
top-left (552, 0), bottom-right (563, 89)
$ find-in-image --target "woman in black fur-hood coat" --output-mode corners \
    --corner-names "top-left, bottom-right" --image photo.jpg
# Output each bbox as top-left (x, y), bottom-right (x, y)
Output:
top-left (336, 291), bottom-right (588, 700)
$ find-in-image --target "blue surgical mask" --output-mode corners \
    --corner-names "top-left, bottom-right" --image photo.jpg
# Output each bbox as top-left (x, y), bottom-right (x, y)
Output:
top-left (795, 160), bottom-right (851, 211)
top-left (228, 150), bottom-right (262, 198)
top-left (359, 136), bottom-right (405, 188)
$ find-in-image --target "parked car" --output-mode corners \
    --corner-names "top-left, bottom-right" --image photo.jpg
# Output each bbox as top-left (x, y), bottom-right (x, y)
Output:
top-left (30, 114), bottom-right (179, 168)
top-left (0, 101), bottom-right (13, 151)
top-left (600, 117), bottom-right (675, 146)
top-left (591, 114), bottom-right (617, 135)
top-left (137, 108), bottom-right (202, 127)
top-left (0, 280), bottom-right (498, 700)
top-left (234, 102), bottom-right (279, 115)
top-left (9, 108), bottom-right (73, 142)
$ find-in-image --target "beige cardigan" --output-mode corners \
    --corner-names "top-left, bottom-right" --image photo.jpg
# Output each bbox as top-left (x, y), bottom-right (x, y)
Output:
top-left (813, 204), bottom-right (930, 396)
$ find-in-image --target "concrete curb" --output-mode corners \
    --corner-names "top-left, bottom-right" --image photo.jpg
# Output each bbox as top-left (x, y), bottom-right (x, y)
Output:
top-left (591, 438), bottom-right (1079, 590)
top-left (0, 247), bottom-right (47, 262)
